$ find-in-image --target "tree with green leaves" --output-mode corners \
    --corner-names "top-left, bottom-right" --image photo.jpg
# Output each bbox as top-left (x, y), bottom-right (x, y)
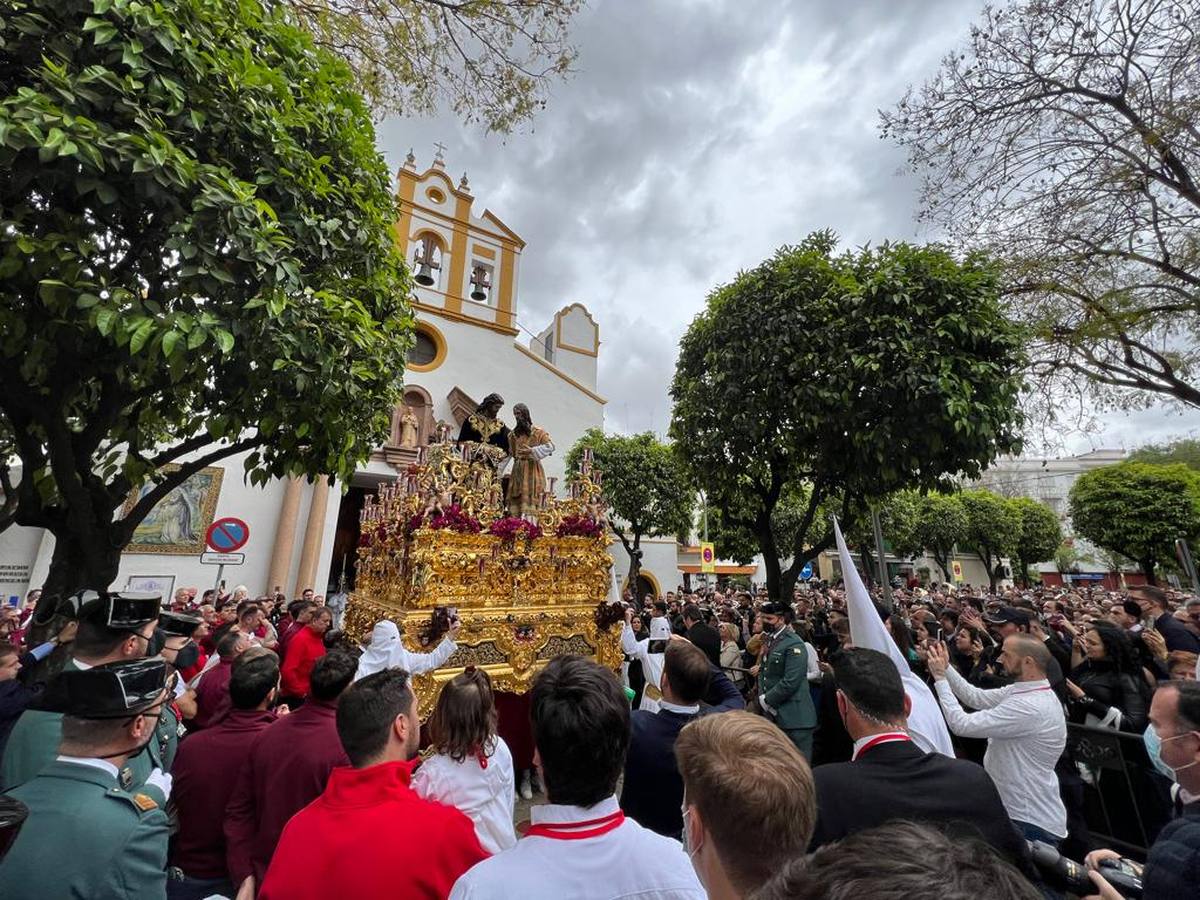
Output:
top-left (960, 489), bottom-right (1021, 590)
top-left (1130, 439), bottom-right (1200, 472)
top-left (900, 492), bottom-right (969, 584)
top-left (565, 429), bottom-right (693, 592)
top-left (284, 0), bottom-right (582, 130)
top-left (1069, 462), bottom-right (1200, 585)
top-left (844, 492), bottom-right (916, 586)
top-left (0, 0), bottom-right (412, 610)
top-left (670, 232), bottom-right (1025, 600)
top-left (1009, 497), bottom-right (1062, 586)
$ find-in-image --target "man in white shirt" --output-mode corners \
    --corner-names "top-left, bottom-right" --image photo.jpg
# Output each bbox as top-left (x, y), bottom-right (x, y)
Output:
top-left (927, 636), bottom-right (1067, 846)
top-left (449, 655), bottom-right (703, 900)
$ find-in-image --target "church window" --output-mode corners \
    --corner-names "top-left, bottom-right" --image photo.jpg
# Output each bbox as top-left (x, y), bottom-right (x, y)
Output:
top-left (408, 330), bottom-right (438, 365)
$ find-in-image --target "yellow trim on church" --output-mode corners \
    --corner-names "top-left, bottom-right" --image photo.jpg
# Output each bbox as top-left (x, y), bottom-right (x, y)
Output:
top-left (514, 343), bottom-right (607, 405)
top-left (406, 320), bottom-right (448, 373)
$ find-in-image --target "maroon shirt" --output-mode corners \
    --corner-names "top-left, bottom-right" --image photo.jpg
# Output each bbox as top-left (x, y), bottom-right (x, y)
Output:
top-left (224, 699), bottom-right (349, 886)
top-left (191, 658), bottom-right (234, 730)
top-left (170, 709), bottom-right (277, 878)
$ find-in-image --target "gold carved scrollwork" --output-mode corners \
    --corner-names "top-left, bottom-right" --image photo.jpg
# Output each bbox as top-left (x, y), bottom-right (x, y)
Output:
top-left (349, 446), bottom-right (622, 719)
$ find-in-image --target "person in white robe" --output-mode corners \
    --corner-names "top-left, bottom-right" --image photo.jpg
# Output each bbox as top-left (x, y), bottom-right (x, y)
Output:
top-left (354, 619), bottom-right (459, 682)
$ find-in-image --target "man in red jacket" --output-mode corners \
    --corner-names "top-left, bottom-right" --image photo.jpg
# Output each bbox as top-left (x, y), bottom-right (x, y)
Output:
top-left (224, 650), bottom-right (356, 891)
top-left (279, 606), bottom-right (331, 704)
top-left (190, 630), bottom-right (249, 730)
top-left (169, 653), bottom-right (280, 900)
top-left (259, 667), bottom-right (488, 900)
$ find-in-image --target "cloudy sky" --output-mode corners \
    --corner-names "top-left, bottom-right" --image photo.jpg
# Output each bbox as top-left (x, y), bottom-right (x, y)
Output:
top-left (376, 0), bottom-right (1194, 456)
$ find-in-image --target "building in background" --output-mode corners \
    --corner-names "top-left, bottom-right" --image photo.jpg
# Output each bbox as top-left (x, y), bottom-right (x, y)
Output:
top-left (0, 152), bottom-right (606, 607)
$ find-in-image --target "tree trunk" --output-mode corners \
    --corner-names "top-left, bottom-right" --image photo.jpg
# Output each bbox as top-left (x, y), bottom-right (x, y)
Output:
top-left (860, 546), bottom-right (875, 587)
top-left (28, 530), bottom-right (121, 646)
top-left (977, 550), bottom-right (998, 591)
top-left (1141, 558), bottom-right (1157, 586)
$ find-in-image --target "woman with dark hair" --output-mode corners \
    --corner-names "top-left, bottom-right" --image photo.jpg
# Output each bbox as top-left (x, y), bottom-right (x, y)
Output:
top-left (412, 668), bottom-right (516, 853)
top-left (1066, 620), bottom-right (1150, 732)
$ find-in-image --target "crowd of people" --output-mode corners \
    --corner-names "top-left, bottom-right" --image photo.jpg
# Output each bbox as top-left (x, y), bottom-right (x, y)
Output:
top-left (0, 574), bottom-right (1196, 899)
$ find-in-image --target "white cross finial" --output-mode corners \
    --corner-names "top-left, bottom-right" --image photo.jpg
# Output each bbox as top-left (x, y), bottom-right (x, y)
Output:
top-left (433, 142), bottom-right (447, 164)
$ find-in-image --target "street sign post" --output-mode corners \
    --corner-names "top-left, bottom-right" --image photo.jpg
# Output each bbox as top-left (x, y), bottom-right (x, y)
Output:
top-left (204, 517), bottom-right (250, 597)
top-left (800, 562), bottom-right (814, 581)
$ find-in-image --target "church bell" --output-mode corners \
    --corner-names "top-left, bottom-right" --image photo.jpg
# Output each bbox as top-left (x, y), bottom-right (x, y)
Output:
top-left (469, 264), bottom-right (491, 302)
top-left (413, 235), bottom-right (441, 287)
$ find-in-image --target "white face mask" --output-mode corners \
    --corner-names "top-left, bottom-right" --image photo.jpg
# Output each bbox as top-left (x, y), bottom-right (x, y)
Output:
top-left (680, 805), bottom-right (699, 860)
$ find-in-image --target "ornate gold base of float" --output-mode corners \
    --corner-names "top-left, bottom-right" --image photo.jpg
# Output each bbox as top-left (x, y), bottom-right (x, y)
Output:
top-left (345, 442), bottom-right (621, 718)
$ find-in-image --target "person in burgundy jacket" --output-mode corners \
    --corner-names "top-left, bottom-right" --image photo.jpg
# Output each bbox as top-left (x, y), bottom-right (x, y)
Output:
top-left (224, 650), bottom-right (356, 891)
top-left (169, 653), bottom-right (281, 900)
top-left (279, 606), bottom-right (332, 704)
top-left (259, 667), bottom-right (488, 900)
top-left (190, 630), bottom-right (249, 730)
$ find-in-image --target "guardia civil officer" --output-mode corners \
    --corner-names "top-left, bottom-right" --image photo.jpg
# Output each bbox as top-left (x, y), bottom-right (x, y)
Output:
top-left (756, 600), bottom-right (817, 759)
top-left (0, 658), bottom-right (173, 898)
top-left (1, 591), bottom-right (175, 801)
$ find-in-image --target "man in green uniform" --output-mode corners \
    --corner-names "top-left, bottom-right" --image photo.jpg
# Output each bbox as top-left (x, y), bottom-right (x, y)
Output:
top-left (0, 591), bottom-right (174, 801)
top-left (756, 600), bottom-right (817, 760)
top-left (0, 658), bottom-right (172, 899)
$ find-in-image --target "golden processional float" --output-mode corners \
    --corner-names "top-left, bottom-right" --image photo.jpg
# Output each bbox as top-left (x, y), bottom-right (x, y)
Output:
top-left (344, 442), bottom-right (625, 718)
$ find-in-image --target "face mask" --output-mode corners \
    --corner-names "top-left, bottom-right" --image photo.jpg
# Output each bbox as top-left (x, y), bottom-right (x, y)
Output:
top-left (172, 641), bottom-right (199, 671)
top-left (680, 805), bottom-right (697, 859)
top-left (145, 629), bottom-right (166, 658)
top-left (1145, 724), bottom-right (1199, 781)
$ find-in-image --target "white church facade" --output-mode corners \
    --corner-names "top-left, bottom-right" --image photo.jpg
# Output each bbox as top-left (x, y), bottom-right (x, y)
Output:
top-left (0, 153), bottom-right (615, 604)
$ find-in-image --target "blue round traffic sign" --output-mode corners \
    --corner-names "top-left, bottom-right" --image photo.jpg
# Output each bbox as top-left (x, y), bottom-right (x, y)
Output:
top-left (206, 517), bottom-right (249, 553)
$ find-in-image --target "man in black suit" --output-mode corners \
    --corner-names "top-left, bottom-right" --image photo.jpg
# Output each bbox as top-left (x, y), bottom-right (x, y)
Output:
top-left (683, 603), bottom-right (721, 668)
top-left (809, 648), bottom-right (1034, 879)
top-left (620, 639), bottom-right (713, 838)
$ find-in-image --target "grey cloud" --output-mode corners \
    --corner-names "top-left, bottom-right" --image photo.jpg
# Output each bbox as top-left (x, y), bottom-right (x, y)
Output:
top-left (376, 0), bottom-right (1176, 445)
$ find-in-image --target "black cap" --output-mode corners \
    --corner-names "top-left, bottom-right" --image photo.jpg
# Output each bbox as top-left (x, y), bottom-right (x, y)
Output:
top-left (79, 592), bottom-right (162, 630)
top-left (983, 606), bottom-right (1031, 626)
top-left (157, 611), bottom-right (202, 638)
top-left (38, 659), bottom-right (168, 719)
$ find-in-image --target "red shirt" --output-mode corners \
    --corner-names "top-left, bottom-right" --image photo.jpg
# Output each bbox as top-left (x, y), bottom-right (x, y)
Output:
top-left (170, 709), bottom-right (277, 878)
top-left (279, 627), bottom-right (325, 698)
top-left (179, 647), bottom-right (209, 684)
top-left (191, 659), bottom-right (234, 730)
top-left (259, 759), bottom-right (488, 900)
top-left (224, 699), bottom-right (349, 885)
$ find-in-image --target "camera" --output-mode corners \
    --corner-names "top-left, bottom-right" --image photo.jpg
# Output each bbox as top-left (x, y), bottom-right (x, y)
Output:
top-left (1027, 841), bottom-right (1142, 898)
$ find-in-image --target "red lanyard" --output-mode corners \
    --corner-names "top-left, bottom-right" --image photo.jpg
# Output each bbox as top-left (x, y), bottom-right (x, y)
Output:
top-left (853, 733), bottom-right (911, 760)
top-left (525, 810), bottom-right (626, 841)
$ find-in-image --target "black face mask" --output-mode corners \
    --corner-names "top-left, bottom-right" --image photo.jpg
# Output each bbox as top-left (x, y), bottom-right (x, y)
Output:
top-left (145, 628), bottom-right (166, 657)
top-left (172, 641), bottom-right (199, 671)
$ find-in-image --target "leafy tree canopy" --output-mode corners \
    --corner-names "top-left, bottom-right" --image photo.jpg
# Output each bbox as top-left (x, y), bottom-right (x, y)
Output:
top-left (1009, 496), bottom-right (1063, 584)
top-left (883, 0), bottom-right (1200, 413)
top-left (0, 0), bottom-right (411, 597)
top-left (1069, 462), bottom-right (1200, 584)
top-left (960, 488), bottom-right (1021, 589)
top-left (1130, 439), bottom-right (1200, 472)
top-left (670, 231), bottom-right (1025, 599)
top-left (565, 429), bottom-right (693, 578)
top-left (284, 0), bottom-right (583, 131)
top-left (896, 491), bottom-right (969, 583)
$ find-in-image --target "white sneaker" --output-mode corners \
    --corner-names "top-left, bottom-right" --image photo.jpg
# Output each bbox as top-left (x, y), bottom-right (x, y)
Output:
top-left (519, 770), bottom-right (533, 800)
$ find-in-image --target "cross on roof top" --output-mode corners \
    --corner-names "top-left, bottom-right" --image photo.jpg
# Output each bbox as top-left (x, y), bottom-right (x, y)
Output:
top-left (433, 142), bottom-right (447, 164)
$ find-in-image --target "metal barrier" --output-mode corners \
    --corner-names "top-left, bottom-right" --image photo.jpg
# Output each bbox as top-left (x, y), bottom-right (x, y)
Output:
top-left (1066, 722), bottom-right (1175, 860)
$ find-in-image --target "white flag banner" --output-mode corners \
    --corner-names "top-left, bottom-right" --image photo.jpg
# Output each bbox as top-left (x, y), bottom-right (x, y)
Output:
top-left (834, 516), bottom-right (955, 757)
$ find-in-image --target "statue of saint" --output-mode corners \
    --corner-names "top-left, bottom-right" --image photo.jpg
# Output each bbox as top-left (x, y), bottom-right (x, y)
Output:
top-left (506, 403), bottom-right (554, 519)
top-left (398, 406), bottom-right (420, 448)
top-left (458, 393), bottom-right (510, 456)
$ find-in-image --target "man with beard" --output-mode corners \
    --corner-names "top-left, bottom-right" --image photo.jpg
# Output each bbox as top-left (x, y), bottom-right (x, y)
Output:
top-left (458, 392), bottom-right (510, 457)
top-left (258, 668), bottom-right (487, 900)
top-left (928, 637), bottom-right (1068, 849)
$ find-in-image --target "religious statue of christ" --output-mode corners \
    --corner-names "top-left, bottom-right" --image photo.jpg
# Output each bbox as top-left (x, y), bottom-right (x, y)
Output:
top-left (457, 392), bottom-right (510, 456)
top-left (506, 403), bottom-right (554, 519)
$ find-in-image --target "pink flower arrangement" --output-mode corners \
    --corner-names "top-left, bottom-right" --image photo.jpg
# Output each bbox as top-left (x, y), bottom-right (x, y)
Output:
top-left (488, 517), bottom-right (543, 542)
top-left (358, 524), bottom-right (388, 548)
top-left (403, 512), bottom-right (426, 537)
top-left (428, 504), bottom-right (482, 534)
top-left (556, 514), bottom-right (603, 538)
